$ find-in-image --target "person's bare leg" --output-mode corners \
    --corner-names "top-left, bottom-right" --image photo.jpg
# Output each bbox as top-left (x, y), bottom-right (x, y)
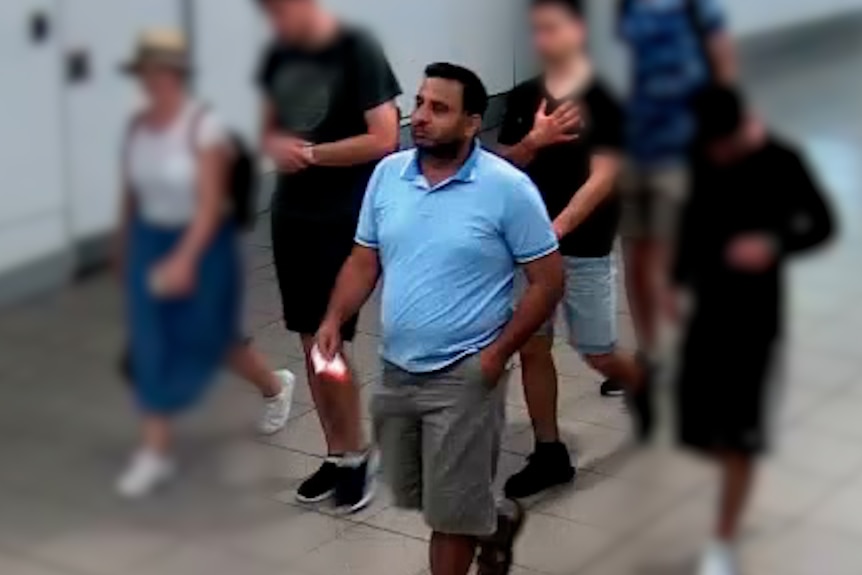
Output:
top-left (520, 335), bottom-right (560, 443)
top-left (228, 344), bottom-right (281, 398)
top-left (585, 351), bottom-right (644, 393)
top-left (716, 452), bottom-right (756, 542)
top-left (506, 336), bottom-right (574, 499)
top-left (622, 238), bottom-right (657, 351)
top-left (301, 335), bottom-right (364, 453)
top-left (142, 415), bottom-right (171, 454)
top-left (430, 532), bottom-right (476, 575)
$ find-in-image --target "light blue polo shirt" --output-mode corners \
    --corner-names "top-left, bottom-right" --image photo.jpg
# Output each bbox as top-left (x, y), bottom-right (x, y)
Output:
top-left (356, 143), bottom-right (558, 373)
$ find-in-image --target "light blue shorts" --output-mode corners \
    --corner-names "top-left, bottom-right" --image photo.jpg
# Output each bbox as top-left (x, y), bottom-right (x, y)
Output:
top-left (519, 255), bottom-right (618, 356)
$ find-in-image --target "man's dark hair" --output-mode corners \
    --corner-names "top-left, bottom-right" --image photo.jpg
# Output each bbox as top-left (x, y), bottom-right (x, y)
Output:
top-left (530, 0), bottom-right (584, 17)
top-left (424, 62), bottom-right (489, 118)
top-left (692, 84), bottom-right (745, 144)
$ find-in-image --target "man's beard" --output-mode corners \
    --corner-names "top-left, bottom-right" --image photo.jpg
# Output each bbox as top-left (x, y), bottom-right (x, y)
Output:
top-left (415, 138), bottom-right (465, 161)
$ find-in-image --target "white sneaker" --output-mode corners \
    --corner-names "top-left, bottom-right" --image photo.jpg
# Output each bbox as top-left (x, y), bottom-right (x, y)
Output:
top-left (117, 450), bottom-right (174, 498)
top-left (257, 370), bottom-right (295, 435)
top-left (697, 542), bottom-right (739, 575)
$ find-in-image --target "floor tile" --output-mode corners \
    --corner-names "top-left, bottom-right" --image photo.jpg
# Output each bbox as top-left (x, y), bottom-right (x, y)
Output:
top-left (0, 553), bottom-right (72, 575)
top-left (806, 477), bottom-right (862, 538)
top-left (513, 511), bottom-right (613, 575)
top-left (29, 520), bottom-right (176, 575)
top-left (127, 543), bottom-right (289, 575)
top-left (743, 524), bottom-right (862, 575)
top-left (532, 470), bottom-right (681, 535)
top-left (291, 524), bottom-right (427, 575)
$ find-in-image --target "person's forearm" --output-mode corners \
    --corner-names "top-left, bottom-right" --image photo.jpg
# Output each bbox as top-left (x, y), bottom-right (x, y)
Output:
top-left (708, 33), bottom-right (737, 85)
top-left (324, 250), bottom-right (380, 326)
top-left (485, 262), bottom-right (564, 362)
top-left (175, 193), bottom-right (221, 262)
top-left (312, 133), bottom-right (398, 167)
top-left (555, 163), bottom-right (617, 236)
top-left (498, 135), bottom-right (539, 169)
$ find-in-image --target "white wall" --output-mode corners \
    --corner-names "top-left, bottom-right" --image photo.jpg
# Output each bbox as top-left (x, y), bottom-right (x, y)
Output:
top-left (727, 0), bottom-right (862, 36)
top-left (0, 0), bottom-right (68, 276)
top-left (61, 0), bottom-right (182, 242)
top-left (193, 0), bottom-right (267, 142)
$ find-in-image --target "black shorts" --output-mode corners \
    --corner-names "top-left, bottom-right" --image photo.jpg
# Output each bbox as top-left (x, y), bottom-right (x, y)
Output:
top-left (675, 325), bottom-right (783, 456)
top-left (271, 211), bottom-right (359, 341)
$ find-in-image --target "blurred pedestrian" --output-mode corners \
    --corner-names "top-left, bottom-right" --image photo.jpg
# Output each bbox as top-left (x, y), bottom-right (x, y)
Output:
top-left (115, 29), bottom-right (294, 498)
top-left (316, 63), bottom-right (563, 575)
top-left (255, 0), bottom-right (401, 512)
top-left (615, 0), bottom-right (738, 406)
top-left (672, 85), bottom-right (834, 575)
top-left (497, 0), bottom-right (648, 499)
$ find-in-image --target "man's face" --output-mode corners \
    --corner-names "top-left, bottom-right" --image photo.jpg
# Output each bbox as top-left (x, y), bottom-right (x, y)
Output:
top-left (706, 119), bottom-right (761, 165)
top-left (531, 5), bottom-right (585, 63)
top-left (411, 77), bottom-right (479, 157)
top-left (259, 0), bottom-right (314, 40)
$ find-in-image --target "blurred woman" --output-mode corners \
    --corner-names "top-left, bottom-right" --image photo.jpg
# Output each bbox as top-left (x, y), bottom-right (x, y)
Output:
top-left (115, 29), bottom-right (294, 498)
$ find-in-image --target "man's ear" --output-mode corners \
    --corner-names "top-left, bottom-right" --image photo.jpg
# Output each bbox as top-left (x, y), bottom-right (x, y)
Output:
top-left (467, 114), bottom-right (483, 138)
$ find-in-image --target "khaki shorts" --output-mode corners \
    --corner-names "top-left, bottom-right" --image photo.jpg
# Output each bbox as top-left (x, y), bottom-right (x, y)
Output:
top-left (618, 162), bottom-right (690, 240)
top-left (372, 354), bottom-right (508, 536)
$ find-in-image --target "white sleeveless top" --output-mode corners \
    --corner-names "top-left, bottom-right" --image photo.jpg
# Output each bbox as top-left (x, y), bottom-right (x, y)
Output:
top-left (127, 101), bottom-right (226, 227)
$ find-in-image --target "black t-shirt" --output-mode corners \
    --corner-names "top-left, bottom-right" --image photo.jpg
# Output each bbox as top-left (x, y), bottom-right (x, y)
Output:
top-left (674, 138), bottom-right (834, 335)
top-left (499, 78), bottom-right (623, 257)
top-left (257, 27), bottom-right (401, 221)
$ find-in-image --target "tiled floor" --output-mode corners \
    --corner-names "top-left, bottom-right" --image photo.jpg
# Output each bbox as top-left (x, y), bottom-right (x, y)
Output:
top-left (3, 42), bottom-right (862, 575)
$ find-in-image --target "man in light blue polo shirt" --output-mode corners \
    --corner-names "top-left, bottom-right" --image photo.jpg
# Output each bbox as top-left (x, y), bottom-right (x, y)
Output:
top-left (316, 63), bottom-right (564, 575)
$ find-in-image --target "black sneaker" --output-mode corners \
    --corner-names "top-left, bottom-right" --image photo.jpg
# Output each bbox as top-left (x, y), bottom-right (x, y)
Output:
top-left (334, 454), bottom-right (375, 513)
top-left (477, 499), bottom-right (526, 575)
top-left (600, 378), bottom-right (626, 397)
top-left (296, 457), bottom-right (339, 503)
top-left (503, 442), bottom-right (576, 500)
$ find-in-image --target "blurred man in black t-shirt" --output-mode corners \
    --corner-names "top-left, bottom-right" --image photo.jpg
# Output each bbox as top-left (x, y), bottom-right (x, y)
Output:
top-left (256, 0), bottom-right (401, 513)
top-left (673, 85), bottom-right (833, 575)
top-left (497, 0), bottom-right (648, 500)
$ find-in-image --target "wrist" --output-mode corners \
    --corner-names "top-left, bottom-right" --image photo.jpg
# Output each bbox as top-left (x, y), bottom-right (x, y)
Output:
top-left (524, 131), bottom-right (543, 151)
top-left (555, 210), bottom-right (575, 234)
top-left (322, 310), bottom-right (343, 329)
top-left (483, 344), bottom-right (508, 365)
top-left (304, 143), bottom-right (318, 165)
top-left (173, 246), bottom-right (200, 266)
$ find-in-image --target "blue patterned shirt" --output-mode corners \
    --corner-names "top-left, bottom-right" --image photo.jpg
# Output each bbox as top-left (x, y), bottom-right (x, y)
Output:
top-left (620, 0), bottom-right (727, 166)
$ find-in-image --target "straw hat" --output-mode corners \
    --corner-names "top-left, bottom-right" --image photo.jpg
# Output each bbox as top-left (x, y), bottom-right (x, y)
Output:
top-left (121, 28), bottom-right (191, 74)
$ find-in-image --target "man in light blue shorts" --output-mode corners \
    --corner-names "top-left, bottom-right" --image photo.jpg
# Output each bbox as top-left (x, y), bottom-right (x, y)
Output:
top-left (497, 0), bottom-right (648, 500)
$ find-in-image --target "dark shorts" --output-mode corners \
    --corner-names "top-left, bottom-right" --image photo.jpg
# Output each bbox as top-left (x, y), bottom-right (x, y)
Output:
top-left (271, 209), bottom-right (359, 340)
top-left (675, 325), bottom-right (784, 456)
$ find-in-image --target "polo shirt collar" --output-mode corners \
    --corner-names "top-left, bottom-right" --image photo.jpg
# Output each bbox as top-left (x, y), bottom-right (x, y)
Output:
top-left (401, 140), bottom-right (482, 190)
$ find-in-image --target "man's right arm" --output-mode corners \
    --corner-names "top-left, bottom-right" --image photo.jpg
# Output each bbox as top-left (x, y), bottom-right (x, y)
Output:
top-left (259, 98), bottom-right (275, 147)
top-left (498, 137), bottom-right (540, 169)
top-left (317, 162), bottom-right (386, 357)
top-left (496, 89), bottom-right (535, 168)
top-left (323, 246), bottom-right (381, 329)
top-left (497, 99), bottom-right (580, 169)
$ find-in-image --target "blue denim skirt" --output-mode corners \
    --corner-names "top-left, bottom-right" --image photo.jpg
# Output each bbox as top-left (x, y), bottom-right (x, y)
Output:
top-left (126, 217), bottom-right (241, 415)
